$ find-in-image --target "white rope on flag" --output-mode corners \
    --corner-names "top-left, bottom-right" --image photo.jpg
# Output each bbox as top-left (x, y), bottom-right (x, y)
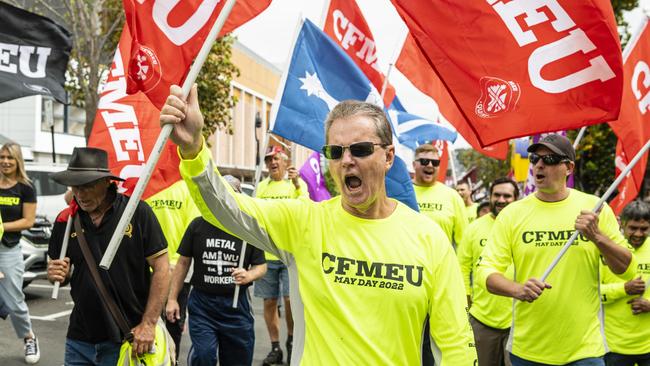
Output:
top-left (100, 0), bottom-right (238, 269)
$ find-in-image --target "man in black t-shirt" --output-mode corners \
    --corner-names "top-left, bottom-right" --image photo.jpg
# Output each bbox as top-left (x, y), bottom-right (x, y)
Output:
top-left (46, 147), bottom-right (169, 365)
top-left (166, 175), bottom-right (266, 366)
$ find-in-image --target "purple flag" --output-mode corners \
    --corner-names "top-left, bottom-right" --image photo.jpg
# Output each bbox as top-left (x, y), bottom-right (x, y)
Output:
top-left (299, 152), bottom-right (331, 202)
top-left (524, 131), bottom-right (575, 196)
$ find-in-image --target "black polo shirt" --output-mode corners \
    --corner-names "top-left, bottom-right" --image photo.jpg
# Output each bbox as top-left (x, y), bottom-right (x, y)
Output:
top-left (48, 190), bottom-right (167, 343)
top-left (0, 182), bottom-right (36, 247)
top-left (178, 217), bottom-right (265, 296)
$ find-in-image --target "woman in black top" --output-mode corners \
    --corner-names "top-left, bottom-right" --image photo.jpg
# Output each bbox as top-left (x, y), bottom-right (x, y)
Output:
top-left (0, 142), bottom-right (40, 363)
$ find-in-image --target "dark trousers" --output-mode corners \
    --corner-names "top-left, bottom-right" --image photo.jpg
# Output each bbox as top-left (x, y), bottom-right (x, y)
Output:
top-left (165, 282), bottom-right (190, 360)
top-left (469, 314), bottom-right (511, 366)
top-left (511, 354), bottom-right (604, 366)
top-left (187, 288), bottom-right (255, 366)
top-left (605, 352), bottom-right (650, 366)
top-left (422, 318), bottom-right (435, 366)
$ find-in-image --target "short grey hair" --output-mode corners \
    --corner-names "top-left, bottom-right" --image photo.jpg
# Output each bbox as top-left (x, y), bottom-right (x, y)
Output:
top-left (223, 175), bottom-right (242, 193)
top-left (324, 100), bottom-right (393, 145)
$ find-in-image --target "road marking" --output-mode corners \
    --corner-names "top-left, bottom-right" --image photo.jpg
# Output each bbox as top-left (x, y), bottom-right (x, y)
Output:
top-left (27, 284), bottom-right (70, 290)
top-left (31, 310), bottom-right (72, 322)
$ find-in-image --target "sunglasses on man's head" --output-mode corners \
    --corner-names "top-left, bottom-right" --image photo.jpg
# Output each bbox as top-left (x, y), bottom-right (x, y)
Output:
top-left (529, 153), bottom-right (569, 165)
top-left (321, 142), bottom-right (387, 160)
top-left (416, 158), bottom-right (440, 167)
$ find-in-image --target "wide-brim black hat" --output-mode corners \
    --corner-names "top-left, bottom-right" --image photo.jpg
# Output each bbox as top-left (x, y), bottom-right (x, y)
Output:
top-left (50, 147), bottom-right (124, 186)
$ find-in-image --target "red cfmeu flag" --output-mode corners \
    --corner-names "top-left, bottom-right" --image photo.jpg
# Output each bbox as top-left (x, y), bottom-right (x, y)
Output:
top-left (396, 33), bottom-right (508, 160)
top-left (123, 0), bottom-right (272, 108)
top-left (322, 0), bottom-right (396, 106)
top-left (608, 17), bottom-right (650, 214)
top-left (435, 140), bottom-right (449, 183)
top-left (391, 0), bottom-right (624, 147)
top-left (88, 25), bottom-right (180, 199)
top-left (610, 142), bottom-right (640, 214)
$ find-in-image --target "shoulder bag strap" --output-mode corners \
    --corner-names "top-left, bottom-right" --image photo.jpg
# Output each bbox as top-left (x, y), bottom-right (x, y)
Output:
top-left (73, 214), bottom-right (134, 342)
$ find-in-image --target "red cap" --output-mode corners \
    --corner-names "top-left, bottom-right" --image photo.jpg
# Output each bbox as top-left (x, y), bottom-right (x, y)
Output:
top-left (265, 145), bottom-right (284, 157)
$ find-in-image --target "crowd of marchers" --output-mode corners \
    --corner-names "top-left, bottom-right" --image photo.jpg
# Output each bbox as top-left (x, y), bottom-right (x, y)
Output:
top-left (0, 90), bottom-right (647, 366)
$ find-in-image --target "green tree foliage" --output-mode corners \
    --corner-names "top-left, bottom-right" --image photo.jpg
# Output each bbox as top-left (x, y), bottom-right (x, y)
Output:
top-left (456, 147), bottom-right (512, 188)
top-left (196, 35), bottom-right (240, 141)
top-left (6, 0), bottom-right (239, 141)
top-left (455, 0), bottom-right (639, 195)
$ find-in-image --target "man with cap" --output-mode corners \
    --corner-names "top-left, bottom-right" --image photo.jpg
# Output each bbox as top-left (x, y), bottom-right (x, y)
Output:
top-left (255, 144), bottom-right (308, 365)
top-left (477, 134), bottom-right (635, 365)
top-left (46, 147), bottom-right (170, 365)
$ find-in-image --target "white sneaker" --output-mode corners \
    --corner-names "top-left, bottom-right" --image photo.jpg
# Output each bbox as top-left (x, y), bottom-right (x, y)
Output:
top-left (24, 337), bottom-right (40, 364)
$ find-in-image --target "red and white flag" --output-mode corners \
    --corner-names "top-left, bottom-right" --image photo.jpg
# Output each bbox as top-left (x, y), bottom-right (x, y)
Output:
top-left (322, 0), bottom-right (395, 106)
top-left (435, 140), bottom-right (449, 183)
top-left (88, 25), bottom-right (180, 199)
top-left (396, 33), bottom-right (508, 160)
top-left (391, 0), bottom-right (624, 147)
top-left (123, 0), bottom-right (272, 108)
top-left (609, 17), bottom-right (650, 214)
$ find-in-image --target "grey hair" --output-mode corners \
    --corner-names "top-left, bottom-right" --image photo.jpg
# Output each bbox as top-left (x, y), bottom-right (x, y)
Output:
top-left (324, 100), bottom-right (393, 145)
top-left (621, 200), bottom-right (650, 223)
top-left (223, 175), bottom-right (242, 193)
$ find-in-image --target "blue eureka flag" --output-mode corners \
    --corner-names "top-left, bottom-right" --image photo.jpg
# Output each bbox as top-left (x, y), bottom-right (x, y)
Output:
top-left (271, 19), bottom-right (418, 211)
top-left (386, 103), bottom-right (458, 150)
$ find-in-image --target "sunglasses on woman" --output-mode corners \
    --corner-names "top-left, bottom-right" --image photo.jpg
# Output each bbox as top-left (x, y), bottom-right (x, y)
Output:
top-left (416, 158), bottom-right (440, 167)
top-left (321, 142), bottom-right (387, 160)
top-left (529, 153), bottom-right (569, 165)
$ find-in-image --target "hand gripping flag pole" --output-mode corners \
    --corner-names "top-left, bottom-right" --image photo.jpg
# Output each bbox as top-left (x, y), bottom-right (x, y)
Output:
top-left (100, 0), bottom-right (237, 269)
top-left (232, 241), bottom-right (248, 308)
top-left (51, 218), bottom-right (72, 299)
top-left (540, 139), bottom-right (650, 282)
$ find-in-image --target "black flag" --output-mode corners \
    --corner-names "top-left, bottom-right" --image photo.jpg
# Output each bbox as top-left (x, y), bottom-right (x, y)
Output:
top-left (0, 3), bottom-right (72, 104)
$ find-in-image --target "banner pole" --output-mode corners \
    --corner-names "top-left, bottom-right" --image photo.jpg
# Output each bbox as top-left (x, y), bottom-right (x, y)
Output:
top-left (100, 0), bottom-right (238, 269)
top-left (51, 218), bottom-right (72, 299)
top-left (572, 127), bottom-right (587, 149)
top-left (540, 139), bottom-right (650, 282)
top-left (232, 241), bottom-right (248, 308)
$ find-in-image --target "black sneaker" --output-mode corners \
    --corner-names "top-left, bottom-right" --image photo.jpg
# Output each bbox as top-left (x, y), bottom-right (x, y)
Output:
top-left (24, 337), bottom-right (40, 364)
top-left (262, 348), bottom-right (283, 366)
top-left (286, 338), bottom-right (293, 364)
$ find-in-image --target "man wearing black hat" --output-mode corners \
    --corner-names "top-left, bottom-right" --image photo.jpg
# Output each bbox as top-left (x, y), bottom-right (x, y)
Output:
top-left (477, 134), bottom-right (635, 365)
top-left (46, 147), bottom-right (169, 365)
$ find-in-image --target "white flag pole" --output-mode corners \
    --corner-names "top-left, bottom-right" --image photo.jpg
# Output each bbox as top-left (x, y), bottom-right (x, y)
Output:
top-left (540, 139), bottom-right (650, 282)
top-left (51, 218), bottom-right (72, 299)
top-left (572, 127), bottom-right (587, 149)
top-left (100, 0), bottom-right (238, 269)
top-left (232, 240), bottom-right (248, 308)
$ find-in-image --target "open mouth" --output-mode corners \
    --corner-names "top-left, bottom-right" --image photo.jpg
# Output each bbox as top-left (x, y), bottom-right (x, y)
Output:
top-left (344, 174), bottom-right (362, 191)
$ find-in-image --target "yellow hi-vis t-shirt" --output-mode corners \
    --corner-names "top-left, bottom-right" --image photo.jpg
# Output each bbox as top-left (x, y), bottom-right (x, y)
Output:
top-left (601, 237), bottom-right (650, 355)
top-left (457, 214), bottom-right (513, 329)
top-left (476, 189), bottom-right (635, 365)
top-left (256, 177), bottom-right (308, 261)
top-left (180, 146), bottom-right (477, 365)
top-left (413, 183), bottom-right (467, 244)
top-left (465, 202), bottom-right (478, 223)
top-left (145, 180), bottom-right (200, 265)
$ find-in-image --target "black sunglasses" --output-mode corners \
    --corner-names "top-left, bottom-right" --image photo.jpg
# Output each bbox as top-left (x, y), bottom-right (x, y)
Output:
top-left (321, 142), bottom-right (387, 160)
top-left (529, 153), bottom-right (569, 165)
top-left (416, 158), bottom-right (440, 167)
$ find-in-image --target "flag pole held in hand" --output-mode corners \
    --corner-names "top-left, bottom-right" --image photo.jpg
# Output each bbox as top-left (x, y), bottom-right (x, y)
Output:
top-left (100, 0), bottom-right (238, 270)
top-left (52, 218), bottom-right (72, 299)
top-left (232, 241), bottom-right (248, 308)
top-left (541, 139), bottom-right (650, 282)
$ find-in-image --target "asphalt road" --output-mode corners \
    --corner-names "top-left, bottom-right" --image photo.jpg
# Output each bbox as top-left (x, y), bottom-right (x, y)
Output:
top-left (0, 280), bottom-right (289, 365)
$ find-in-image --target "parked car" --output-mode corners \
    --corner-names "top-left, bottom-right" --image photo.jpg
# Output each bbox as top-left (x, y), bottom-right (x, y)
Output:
top-left (21, 164), bottom-right (66, 288)
top-left (21, 215), bottom-right (52, 288)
